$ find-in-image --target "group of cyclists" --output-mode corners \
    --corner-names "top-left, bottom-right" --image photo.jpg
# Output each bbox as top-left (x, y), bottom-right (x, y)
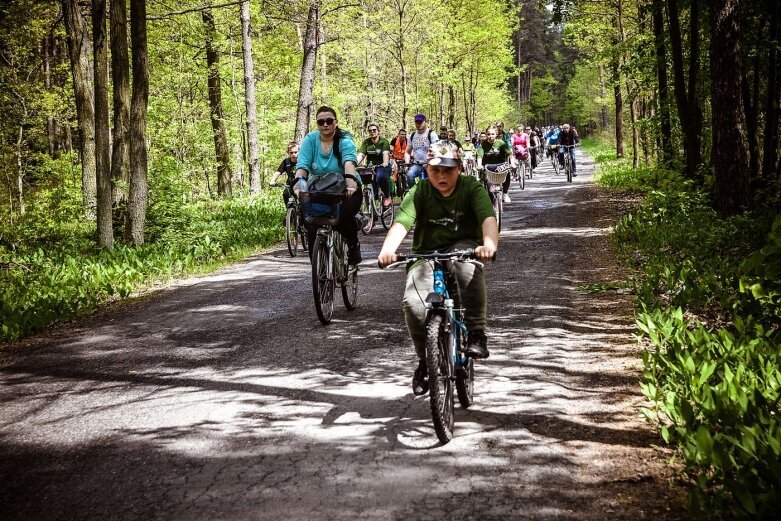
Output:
top-left (269, 105), bottom-right (580, 395)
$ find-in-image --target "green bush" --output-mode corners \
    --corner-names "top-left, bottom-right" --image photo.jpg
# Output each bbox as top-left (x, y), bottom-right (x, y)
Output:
top-left (1, 188), bottom-right (285, 342)
top-left (594, 154), bottom-right (781, 517)
top-left (639, 309), bottom-right (780, 518)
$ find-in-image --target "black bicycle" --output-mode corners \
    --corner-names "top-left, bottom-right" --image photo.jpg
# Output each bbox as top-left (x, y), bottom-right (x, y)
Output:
top-left (385, 249), bottom-right (486, 443)
top-left (357, 165), bottom-right (395, 234)
top-left (299, 192), bottom-right (358, 324)
top-left (271, 183), bottom-right (308, 257)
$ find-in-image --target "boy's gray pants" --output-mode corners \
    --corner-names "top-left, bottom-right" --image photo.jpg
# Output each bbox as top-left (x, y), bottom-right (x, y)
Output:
top-left (402, 240), bottom-right (487, 359)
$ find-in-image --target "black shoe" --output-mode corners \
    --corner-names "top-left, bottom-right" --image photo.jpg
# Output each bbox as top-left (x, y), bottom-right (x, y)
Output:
top-left (412, 359), bottom-right (429, 395)
top-left (465, 330), bottom-right (489, 359)
top-left (347, 244), bottom-right (362, 266)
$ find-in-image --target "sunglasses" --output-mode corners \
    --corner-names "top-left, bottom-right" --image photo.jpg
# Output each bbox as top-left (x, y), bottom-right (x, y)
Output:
top-left (316, 117), bottom-right (335, 126)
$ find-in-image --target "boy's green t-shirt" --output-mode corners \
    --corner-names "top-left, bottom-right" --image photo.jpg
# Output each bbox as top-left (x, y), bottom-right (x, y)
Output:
top-left (395, 175), bottom-right (495, 253)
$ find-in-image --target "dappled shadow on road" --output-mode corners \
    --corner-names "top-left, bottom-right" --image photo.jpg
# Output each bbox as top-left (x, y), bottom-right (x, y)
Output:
top-left (0, 163), bottom-right (685, 520)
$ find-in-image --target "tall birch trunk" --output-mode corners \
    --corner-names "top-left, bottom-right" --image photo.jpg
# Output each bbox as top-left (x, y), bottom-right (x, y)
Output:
top-left (125, 0), bottom-right (149, 245)
top-left (294, 2), bottom-right (318, 143)
top-left (110, 0), bottom-right (131, 204)
top-left (62, 0), bottom-right (96, 216)
top-left (93, 0), bottom-right (113, 250)
top-left (203, 6), bottom-right (232, 197)
top-left (240, 1), bottom-right (260, 195)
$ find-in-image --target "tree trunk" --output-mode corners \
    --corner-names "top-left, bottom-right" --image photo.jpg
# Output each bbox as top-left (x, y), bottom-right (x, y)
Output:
top-left (598, 64), bottom-right (609, 129)
top-left (110, 0), bottom-right (131, 204)
top-left (125, 0), bottom-right (149, 245)
top-left (763, 0), bottom-right (780, 180)
top-left (667, 0), bottom-right (701, 179)
top-left (294, 1), bottom-right (318, 143)
top-left (15, 123), bottom-right (25, 216)
top-left (653, 0), bottom-right (673, 165)
top-left (611, 50), bottom-right (625, 158)
top-left (42, 35), bottom-right (57, 157)
top-left (203, 6), bottom-right (232, 197)
top-left (240, 1), bottom-right (260, 195)
top-left (93, 0), bottom-right (113, 250)
top-left (62, 0), bottom-right (96, 216)
top-left (711, 0), bottom-right (749, 216)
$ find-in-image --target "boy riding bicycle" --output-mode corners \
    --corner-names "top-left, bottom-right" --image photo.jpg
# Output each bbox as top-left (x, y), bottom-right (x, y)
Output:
top-left (377, 141), bottom-right (499, 395)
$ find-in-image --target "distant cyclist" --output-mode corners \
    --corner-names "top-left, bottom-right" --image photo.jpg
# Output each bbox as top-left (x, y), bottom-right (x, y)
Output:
top-left (357, 122), bottom-right (393, 207)
top-left (404, 113), bottom-right (439, 188)
top-left (477, 125), bottom-right (517, 203)
top-left (557, 123), bottom-right (580, 176)
top-left (269, 141), bottom-right (299, 206)
top-left (389, 128), bottom-right (407, 162)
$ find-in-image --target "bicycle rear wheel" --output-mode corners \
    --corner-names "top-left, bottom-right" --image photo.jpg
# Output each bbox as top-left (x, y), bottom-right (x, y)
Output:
top-left (285, 206), bottom-right (299, 257)
top-left (456, 356), bottom-right (474, 408)
top-left (311, 234), bottom-right (334, 324)
top-left (425, 314), bottom-right (455, 444)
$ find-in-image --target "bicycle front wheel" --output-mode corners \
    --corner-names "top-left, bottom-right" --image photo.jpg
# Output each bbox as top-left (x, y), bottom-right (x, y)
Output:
top-left (285, 206), bottom-right (299, 257)
top-left (491, 190), bottom-right (502, 233)
top-left (425, 314), bottom-right (455, 444)
top-left (566, 158), bottom-right (573, 183)
top-left (519, 164), bottom-right (525, 190)
top-left (311, 234), bottom-right (335, 324)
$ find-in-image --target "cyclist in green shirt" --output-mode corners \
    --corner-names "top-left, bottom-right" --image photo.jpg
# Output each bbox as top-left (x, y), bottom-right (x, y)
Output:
top-left (357, 122), bottom-right (392, 207)
top-left (378, 141), bottom-right (499, 395)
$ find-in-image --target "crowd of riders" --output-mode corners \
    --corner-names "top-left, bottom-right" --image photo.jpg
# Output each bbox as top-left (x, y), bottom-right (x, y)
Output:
top-left (270, 109), bottom-right (579, 393)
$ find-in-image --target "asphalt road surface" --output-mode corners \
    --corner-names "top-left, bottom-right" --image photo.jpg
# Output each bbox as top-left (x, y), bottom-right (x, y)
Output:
top-left (1, 151), bottom-right (687, 520)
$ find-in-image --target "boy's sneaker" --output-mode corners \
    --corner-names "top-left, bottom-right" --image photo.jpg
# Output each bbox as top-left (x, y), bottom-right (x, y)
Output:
top-left (347, 244), bottom-right (362, 266)
top-left (502, 193), bottom-right (511, 203)
top-left (412, 359), bottom-right (429, 395)
top-left (465, 330), bottom-right (489, 359)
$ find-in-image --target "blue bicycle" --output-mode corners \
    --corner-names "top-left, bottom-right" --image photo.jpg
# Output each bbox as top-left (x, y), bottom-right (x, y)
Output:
top-left (387, 249), bottom-right (484, 443)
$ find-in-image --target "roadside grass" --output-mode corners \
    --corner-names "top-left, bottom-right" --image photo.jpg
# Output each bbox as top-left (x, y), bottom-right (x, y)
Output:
top-left (588, 140), bottom-right (781, 518)
top-left (0, 158), bottom-right (286, 342)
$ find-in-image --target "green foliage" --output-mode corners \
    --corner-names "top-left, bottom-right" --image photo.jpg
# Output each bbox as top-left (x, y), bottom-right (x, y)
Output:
top-left (639, 309), bottom-right (780, 518)
top-left (599, 152), bottom-right (781, 516)
top-left (0, 180), bottom-right (285, 342)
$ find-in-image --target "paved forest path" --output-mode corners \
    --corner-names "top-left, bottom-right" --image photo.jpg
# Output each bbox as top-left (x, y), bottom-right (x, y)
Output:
top-left (0, 152), bottom-right (687, 520)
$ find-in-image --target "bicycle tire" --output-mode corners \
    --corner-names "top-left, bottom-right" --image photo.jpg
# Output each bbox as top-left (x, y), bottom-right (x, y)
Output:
top-left (285, 206), bottom-right (299, 257)
top-left (566, 156), bottom-right (573, 183)
top-left (380, 195), bottom-right (395, 229)
top-left (339, 235), bottom-right (358, 310)
top-left (528, 159), bottom-right (533, 179)
top-left (491, 190), bottom-right (502, 233)
top-left (361, 187), bottom-right (374, 235)
top-left (425, 313), bottom-right (455, 444)
top-left (519, 164), bottom-right (525, 190)
top-left (455, 355), bottom-right (474, 408)
top-left (311, 234), bottom-right (334, 324)
top-left (300, 224), bottom-right (308, 251)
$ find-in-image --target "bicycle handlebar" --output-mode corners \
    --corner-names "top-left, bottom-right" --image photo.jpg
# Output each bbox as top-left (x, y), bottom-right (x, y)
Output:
top-left (382, 249), bottom-right (495, 270)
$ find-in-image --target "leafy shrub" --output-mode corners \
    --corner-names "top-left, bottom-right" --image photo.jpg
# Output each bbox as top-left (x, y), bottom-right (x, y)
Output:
top-left (639, 309), bottom-right (780, 518)
top-left (593, 153), bottom-right (781, 517)
top-left (0, 191), bottom-right (285, 342)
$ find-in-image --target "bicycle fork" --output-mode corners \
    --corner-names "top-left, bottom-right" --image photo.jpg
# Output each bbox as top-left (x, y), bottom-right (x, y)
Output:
top-left (425, 270), bottom-right (470, 380)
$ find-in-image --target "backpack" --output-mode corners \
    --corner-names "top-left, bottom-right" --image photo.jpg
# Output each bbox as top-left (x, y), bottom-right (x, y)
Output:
top-left (332, 128), bottom-right (353, 168)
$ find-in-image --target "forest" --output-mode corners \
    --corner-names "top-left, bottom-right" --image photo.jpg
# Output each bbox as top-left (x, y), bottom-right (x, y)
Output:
top-left (1, 0), bottom-right (780, 517)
